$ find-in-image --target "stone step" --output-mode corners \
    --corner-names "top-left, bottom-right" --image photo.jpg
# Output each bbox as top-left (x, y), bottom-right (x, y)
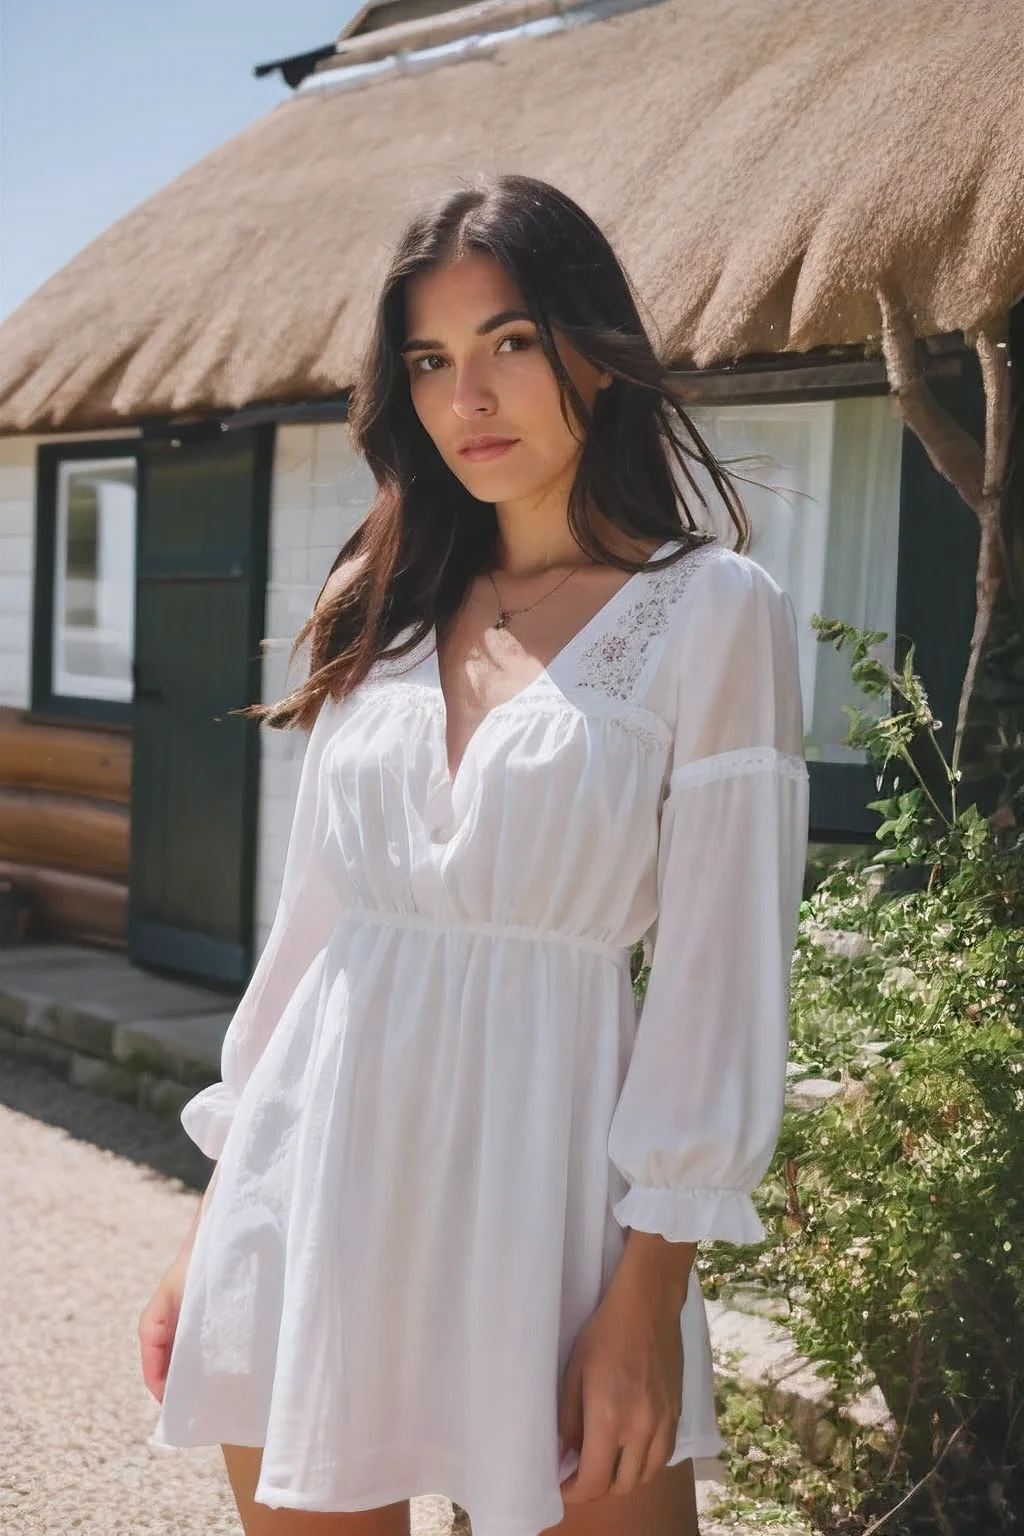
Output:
top-left (0, 941), bottom-right (230, 1122)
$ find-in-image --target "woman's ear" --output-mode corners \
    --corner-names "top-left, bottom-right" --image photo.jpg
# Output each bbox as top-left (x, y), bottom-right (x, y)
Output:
top-left (597, 370), bottom-right (614, 390)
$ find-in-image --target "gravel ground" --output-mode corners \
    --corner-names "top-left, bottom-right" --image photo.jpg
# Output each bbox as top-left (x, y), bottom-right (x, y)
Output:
top-left (0, 1056), bottom-right (456, 1536)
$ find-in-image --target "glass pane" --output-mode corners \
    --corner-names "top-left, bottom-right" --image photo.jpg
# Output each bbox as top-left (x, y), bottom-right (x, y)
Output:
top-left (52, 457), bottom-right (137, 703)
top-left (686, 396), bottom-right (903, 764)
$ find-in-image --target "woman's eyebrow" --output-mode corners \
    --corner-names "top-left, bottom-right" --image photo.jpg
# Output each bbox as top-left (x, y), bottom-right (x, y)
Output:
top-left (401, 308), bottom-right (533, 355)
top-left (400, 335), bottom-right (440, 356)
top-left (477, 307), bottom-right (532, 334)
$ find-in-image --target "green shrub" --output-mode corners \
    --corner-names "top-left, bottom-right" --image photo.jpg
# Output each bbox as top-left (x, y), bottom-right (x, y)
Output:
top-left (701, 618), bottom-right (1024, 1533)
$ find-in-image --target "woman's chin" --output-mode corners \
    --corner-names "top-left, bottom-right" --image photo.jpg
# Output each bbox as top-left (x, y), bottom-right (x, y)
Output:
top-left (452, 464), bottom-right (557, 507)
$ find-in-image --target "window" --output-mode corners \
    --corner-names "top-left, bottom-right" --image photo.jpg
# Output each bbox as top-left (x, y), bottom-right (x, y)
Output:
top-left (32, 440), bottom-right (138, 723)
top-left (686, 395), bottom-right (904, 765)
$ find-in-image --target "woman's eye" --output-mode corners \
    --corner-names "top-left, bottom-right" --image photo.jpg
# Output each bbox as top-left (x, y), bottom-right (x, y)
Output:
top-left (497, 334), bottom-right (532, 354)
top-left (412, 353), bottom-right (446, 373)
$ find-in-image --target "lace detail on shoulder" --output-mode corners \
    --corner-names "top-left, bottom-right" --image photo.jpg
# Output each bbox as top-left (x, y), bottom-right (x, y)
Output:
top-left (574, 541), bottom-right (723, 704)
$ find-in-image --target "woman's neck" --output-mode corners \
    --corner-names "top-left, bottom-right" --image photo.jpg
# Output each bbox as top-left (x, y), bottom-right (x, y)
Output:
top-left (491, 493), bottom-right (654, 579)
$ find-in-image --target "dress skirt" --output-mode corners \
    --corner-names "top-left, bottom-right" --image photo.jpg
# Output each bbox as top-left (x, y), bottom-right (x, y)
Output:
top-left (149, 912), bottom-right (724, 1534)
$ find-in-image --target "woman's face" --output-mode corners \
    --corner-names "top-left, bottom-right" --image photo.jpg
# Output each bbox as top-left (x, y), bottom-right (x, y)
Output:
top-left (402, 252), bottom-right (609, 508)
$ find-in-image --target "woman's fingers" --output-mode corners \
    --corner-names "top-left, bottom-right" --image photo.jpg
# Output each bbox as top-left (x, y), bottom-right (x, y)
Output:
top-left (609, 1434), bottom-right (650, 1495)
top-left (138, 1292), bottom-right (179, 1402)
top-left (138, 1321), bottom-right (169, 1401)
top-left (561, 1387), bottom-right (680, 1502)
top-left (636, 1419), bottom-right (678, 1487)
top-left (557, 1348), bottom-right (584, 1464)
top-left (561, 1403), bottom-right (621, 1503)
top-left (557, 1292), bottom-right (685, 1504)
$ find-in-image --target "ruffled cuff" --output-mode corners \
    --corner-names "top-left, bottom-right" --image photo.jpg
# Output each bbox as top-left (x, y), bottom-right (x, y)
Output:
top-left (179, 1081), bottom-right (237, 1161)
top-left (612, 1183), bottom-right (766, 1245)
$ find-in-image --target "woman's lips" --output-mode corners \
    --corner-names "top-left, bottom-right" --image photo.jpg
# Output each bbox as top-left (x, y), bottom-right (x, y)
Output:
top-left (457, 437), bottom-right (519, 463)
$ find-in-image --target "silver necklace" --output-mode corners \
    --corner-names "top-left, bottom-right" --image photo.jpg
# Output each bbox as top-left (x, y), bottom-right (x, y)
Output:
top-left (485, 564), bottom-right (579, 631)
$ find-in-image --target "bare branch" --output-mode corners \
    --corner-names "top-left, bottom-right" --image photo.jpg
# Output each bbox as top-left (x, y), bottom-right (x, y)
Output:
top-left (950, 326), bottom-right (1014, 769)
top-left (953, 504), bottom-right (1005, 769)
top-left (876, 291), bottom-right (986, 516)
top-left (876, 293), bottom-right (1014, 772)
top-left (975, 323), bottom-right (1013, 498)
top-left (860, 1422), bottom-right (967, 1536)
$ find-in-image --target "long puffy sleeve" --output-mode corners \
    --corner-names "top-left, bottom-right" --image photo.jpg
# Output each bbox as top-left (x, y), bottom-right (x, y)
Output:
top-left (180, 693), bottom-right (345, 1160)
top-left (607, 551), bottom-right (810, 1245)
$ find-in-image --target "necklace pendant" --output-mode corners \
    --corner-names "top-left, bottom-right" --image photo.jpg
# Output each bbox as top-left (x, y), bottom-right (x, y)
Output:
top-left (494, 611), bottom-right (512, 630)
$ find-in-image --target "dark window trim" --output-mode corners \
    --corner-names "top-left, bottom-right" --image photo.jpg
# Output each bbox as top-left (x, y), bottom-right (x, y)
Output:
top-left (669, 349), bottom-right (964, 407)
top-left (31, 437), bottom-right (139, 727)
top-left (136, 395), bottom-right (350, 439)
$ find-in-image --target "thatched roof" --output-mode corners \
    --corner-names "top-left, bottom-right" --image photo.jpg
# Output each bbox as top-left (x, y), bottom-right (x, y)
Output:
top-left (1, 0), bottom-right (1022, 433)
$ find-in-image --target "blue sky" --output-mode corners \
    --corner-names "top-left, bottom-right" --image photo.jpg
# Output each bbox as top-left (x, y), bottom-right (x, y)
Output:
top-left (0, 1), bottom-right (358, 319)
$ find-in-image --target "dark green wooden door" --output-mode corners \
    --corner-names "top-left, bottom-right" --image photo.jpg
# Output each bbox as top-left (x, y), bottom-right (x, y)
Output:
top-left (129, 427), bottom-right (272, 984)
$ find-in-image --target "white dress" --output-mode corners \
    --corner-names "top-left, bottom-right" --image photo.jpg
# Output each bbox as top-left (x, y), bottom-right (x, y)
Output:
top-left (148, 535), bottom-right (810, 1536)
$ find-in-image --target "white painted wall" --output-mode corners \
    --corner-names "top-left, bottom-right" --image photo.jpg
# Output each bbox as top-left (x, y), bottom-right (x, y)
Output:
top-left (0, 438), bottom-right (36, 708)
top-left (254, 422), bottom-right (375, 954)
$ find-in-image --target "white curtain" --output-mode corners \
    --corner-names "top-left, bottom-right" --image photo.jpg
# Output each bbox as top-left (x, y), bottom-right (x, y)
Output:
top-left (684, 396), bottom-right (903, 764)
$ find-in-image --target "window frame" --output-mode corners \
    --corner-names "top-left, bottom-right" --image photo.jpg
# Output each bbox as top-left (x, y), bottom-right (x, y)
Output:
top-left (31, 438), bottom-right (140, 727)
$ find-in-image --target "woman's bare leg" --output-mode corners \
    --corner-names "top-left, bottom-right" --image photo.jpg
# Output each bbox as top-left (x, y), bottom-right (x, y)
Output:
top-left (539, 1457), bottom-right (699, 1536)
top-left (221, 1445), bottom-right (412, 1536)
top-left (223, 1443), bottom-right (697, 1535)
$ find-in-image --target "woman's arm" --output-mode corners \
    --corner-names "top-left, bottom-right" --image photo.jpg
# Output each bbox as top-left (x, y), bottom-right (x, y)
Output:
top-left (559, 552), bottom-right (810, 1503)
top-left (618, 1229), bottom-right (696, 1309)
top-left (177, 687), bottom-right (344, 1159)
top-left (176, 566), bottom-right (364, 1160)
top-left (139, 1159), bottom-right (223, 1405)
top-left (178, 1159), bottom-right (222, 1258)
top-left (606, 552), bottom-right (809, 1246)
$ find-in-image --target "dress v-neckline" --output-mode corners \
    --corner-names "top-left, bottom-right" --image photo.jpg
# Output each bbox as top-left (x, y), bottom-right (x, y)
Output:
top-left (430, 538), bottom-right (679, 794)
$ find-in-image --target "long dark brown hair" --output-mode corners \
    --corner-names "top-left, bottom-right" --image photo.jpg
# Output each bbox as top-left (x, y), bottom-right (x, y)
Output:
top-left (262, 173), bottom-right (749, 730)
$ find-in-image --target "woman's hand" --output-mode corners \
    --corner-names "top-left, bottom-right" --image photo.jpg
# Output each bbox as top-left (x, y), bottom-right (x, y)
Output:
top-left (557, 1233), bottom-right (695, 1503)
top-left (139, 1164), bottom-right (219, 1403)
top-left (138, 1247), bottom-right (191, 1404)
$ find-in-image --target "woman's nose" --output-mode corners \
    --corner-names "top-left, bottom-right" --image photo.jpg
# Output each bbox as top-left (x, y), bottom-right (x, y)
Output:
top-left (450, 365), bottom-right (496, 419)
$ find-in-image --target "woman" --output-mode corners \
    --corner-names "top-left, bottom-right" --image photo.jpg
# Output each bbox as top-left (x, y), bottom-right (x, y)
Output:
top-left (140, 174), bottom-right (810, 1536)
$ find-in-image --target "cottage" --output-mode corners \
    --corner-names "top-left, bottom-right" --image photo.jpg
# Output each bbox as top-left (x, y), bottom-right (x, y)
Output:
top-left (1, 0), bottom-right (1021, 984)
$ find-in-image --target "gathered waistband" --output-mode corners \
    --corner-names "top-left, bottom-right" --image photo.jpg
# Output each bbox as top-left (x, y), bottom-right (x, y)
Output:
top-left (336, 904), bottom-right (633, 965)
